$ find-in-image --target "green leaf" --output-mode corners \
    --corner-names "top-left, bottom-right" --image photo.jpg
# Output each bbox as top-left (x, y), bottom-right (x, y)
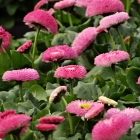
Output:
top-left (85, 133), bottom-right (92, 140)
top-left (68, 133), bottom-right (82, 140)
top-left (28, 84), bottom-right (47, 101)
top-left (121, 94), bottom-right (136, 101)
top-left (3, 101), bottom-right (17, 111)
top-left (6, 3), bottom-right (19, 16)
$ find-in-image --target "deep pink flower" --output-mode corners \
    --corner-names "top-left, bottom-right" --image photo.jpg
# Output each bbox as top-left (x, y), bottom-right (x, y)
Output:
top-left (86, 0), bottom-right (124, 17)
top-left (138, 0), bottom-right (140, 4)
top-left (75, 0), bottom-right (92, 8)
top-left (34, 0), bottom-right (48, 10)
top-left (105, 108), bottom-right (121, 119)
top-left (36, 124), bottom-right (57, 131)
top-left (39, 116), bottom-right (65, 124)
top-left (94, 50), bottom-right (130, 67)
top-left (0, 110), bottom-right (16, 121)
top-left (54, 0), bottom-right (75, 9)
top-left (71, 27), bottom-right (98, 55)
top-left (92, 114), bottom-right (132, 140)
top-left (66, 100), bottom-right (95, 117)
top-left (0, 114), bottom-right (31, 138)
top-left (85, 102), bottom-right (104, 119)
top-left (96, 12), bottom-right (130, 32)
top-left (23, 9), bottom-right (58, 34)
top-left (42, 45), bottom-right (77, 63)
top-left (0, 26), bottom-right (5, 38)
top-left (16, 40), bottom-right (32, 53)
top-left (54, 65), bottom-right (87, 79)
top-left (2, 68), bottom-right (39, 82)
top-left (49, 86), bottom-right (67, 103)
top-left (136, 77), bottom-right (140, 84)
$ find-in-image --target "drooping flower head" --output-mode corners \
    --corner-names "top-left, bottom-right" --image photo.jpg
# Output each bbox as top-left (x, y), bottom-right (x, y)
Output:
top-left (16, 40), bottom-right (32, 53)
top-left (96, 12), bottom-right (130, 33)
top-left (42, 45), bottom-right (77, 63)
top-left (0, 114), bottom-right (31, 138)
top-left (34, 0), bottom-right (48, 10)
top-left (49, 86), bottom-right (67, 103)
top-left (86, 0), bottom-right (124, 17)
top-left (39, 116), bottom-right (65, 124)
top-left (92, 114), bottom-right (132, 140)
top-left (2, 68), bottom-right (39, 82)
top-left (94, 50), bottom-right (130, 67)
top-left (54, 0), bottom-right (75, 9)
top-left (23, 9), bottom-right (58, 34)
top-left (75, 0), bottom-right (92, 8)
top-left (54, 65), bottom-right (87, 79)
top-left (66, 100), bottom-right (95, 117)
top-left (71, 27), bottom-right (98, 55)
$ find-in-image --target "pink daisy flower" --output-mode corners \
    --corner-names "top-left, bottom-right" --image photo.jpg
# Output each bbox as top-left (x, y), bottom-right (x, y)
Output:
top-left (66, 100), bottom-right (95, 117)
top-left (138, 0), bottom-right (140, 4)
top-left (16, 40), bottom-right (32, 53)
top-left (0, 114), bottom-right (31, 138)
top-left (71, 27), bottom-right (98, 55)
top-left (0, 26), bottom-right (5, 38)
top-left (42, 45), bottom-right (77, 63)
top-left (39, 116), bottom-right (65, 124)
top-left (54, 0), bottom-right (75, 9)
top-left (136, 77), bottom-right (140, 84)
top-left (34, 0), bottom-right (48, 10)
top-left (92, 114), bottom-right (132, 140)
top-left (0, 110), bottom-right (16, 121)
top-left (49, 86), bottom-right (67, 103)
top-left (85, 102), bottom-right (104, 119)
top-left (96, 12), bottom-right (130, 32)
top-left (23, 9), bottom-right (58, 34)
top-left (94, 50), bottom-right (130, 67)
top-left (105, 108), bottom-right (121, 119)
top-left (75, 0), bottom-right (92, 8)
top-left (86, 0), bottom-right (124, 17)
top-left (54, 65), bottom-right (87, 79)
top-left (36, 124), bottom-right (57, 131)
top-left (2, 68), bottom-right (39, 82)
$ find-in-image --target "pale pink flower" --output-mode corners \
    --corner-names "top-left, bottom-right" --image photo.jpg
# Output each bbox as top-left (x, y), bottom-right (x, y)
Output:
top-left (49, 86), bottom-right (67, 103)
top-left (66, 100), bottom-right (95, 117)
top-left (2, 68), bottom-right (39, 82)
top-left (36, 124), bottom-right (57, 131)
top-left (54, 0), bottom-right (75, 9)
top-left (85, 102), bottom-right (104, 119)
top-left (54, 65), bottom-right (87, 79)
top-left (75, 0), bottom-right (92, 8)
top-left (16, 40), bottom-right (32, 53)
top-left (94, 50), bottom-right (130, 67)
top-left (136, 77), bottom-right (140, 84)
top-left (96, 12), bottom-right (130, 32)
top-left (0, 114), bottom-right (31, 138)
top-left (71, 27), bottom-right (98, 55)
top-left (39, 116), bottom-right (65, 124)
top-left (42, 45), bottom-right (77, 63)
top-left (34, 0), bottom-right (48, 10)
top-left (47, 8), bottom-right (55, 15)
top-left (92, 114), bottom-right (132, 140)
top-left (86, 0), bottom-right (124, 17)
top-left (105, 108), bottom-right (121, 119)
top-left (23, 9), bottom-right (58, 34)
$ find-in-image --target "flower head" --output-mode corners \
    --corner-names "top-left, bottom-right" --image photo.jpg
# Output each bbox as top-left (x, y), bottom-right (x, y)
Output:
top-left (42, 45), bottom-right (77, 63)
top-left (92, 114), bottom-right (132, 140)
top-left (94, 50), bottom-right (129, 67)
top-left (49, 86), bottom-right (67, 103)
top-left (86, 0), bottom-right (124, 17)
top-left (66, 100), bottom-right (95, 117)
top-left (105, 108), bottom-right (121, 119)
top-left (2, 68), bottom-right (39, 82)
top-left (39, 116), bottom-right (65, 124)
top-left (75, 0), bottom-right (92, 8)
top-left (23, 9), bottom-right (58, 34)
top-left (71, 27), bottom-right (98, 55)
top-left (138, 0), bottom-right (140, 4)
top-left (34, 0), bottom-right (48, 10)
top-left (36, 124), bottom-right (57, 131)
top-left (0, 110), bottom-right (16, 121)
top-left (136, 77), bottom-right (140, 84)
top-left (54, 65), bottom-right (87, 79)
top-left (16, 40), bottom-right (32, 53)
top-left (54, 0), bottom-right (75, 9)
top-left (0, 114), bottom-right (31, 138)
top-left (0, 26), bottom-right (5, 38)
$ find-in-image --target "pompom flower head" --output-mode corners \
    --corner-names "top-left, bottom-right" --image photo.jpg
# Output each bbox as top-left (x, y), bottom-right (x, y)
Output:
top-left (2, 68), bottom-right (39, 82)
top-left (42, 45), bottom-right (77, 63)
top-left (54, 65), bottom-right (87, 79)
top-left (105, 108), bottom-right (121, 119)
top-left (34, 0), bottom-right (48, 10)
top-left (94, 50), bottom-right (129, 67)
top-left (86, 0), bottom-right (124, 17)
top-left (71, 27), bottom-right (98, 55)
top-left (49, 86), bottom-right (67, 103)
top-left (36, 124), bottom-right (57, 131)
top-left (23, 9), bottom-right (58, 34)
top-left (75, 0), bottom-right (92, 8)
top-left (92, 114), bottom-right (132, 140)
top-left (54, 0), bottom-right (75, 9)
top-left (16, 40), bottom-right (32, 53)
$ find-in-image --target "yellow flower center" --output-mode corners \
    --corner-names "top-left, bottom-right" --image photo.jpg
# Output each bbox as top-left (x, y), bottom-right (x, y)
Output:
top-left (79, 103), bottom-right (91, 109)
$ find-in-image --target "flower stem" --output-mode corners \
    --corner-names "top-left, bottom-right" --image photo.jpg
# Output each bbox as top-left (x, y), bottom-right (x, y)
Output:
top-left (68, 12), bottom-right (73, 27)
top-left (69, 79), bottom-right (73, 96)
top-left (19, 82), bottom-right (24, 102)
top-left (56, 19), bottom-right (64, 28)
top-left (13, 135), bottom-right (21, 140)
top-left (126, 0), bottom-right (131, 13)
top-left (111, 64), bottom-right (117, 85)
top-left (108, 32), bottom-right (116, 50)
top-left (49, 133), bottom-right (53, 140)
top-left (32, 27), bottom-right (40, 61)
top-left (62, 97), bottom-right (74, 134)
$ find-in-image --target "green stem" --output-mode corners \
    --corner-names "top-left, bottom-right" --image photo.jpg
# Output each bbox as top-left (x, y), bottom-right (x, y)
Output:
top-left (62, 97), bottom-right (74, 134)
top-left (108, 32), bottom-right (116, 50)
top-left (13, 135), bottom-right (21, 140)
top-left (111, 64), bottom-right (117, 85)
top-left (19, 82), bottom-right (24, 102)
top-left (56, 19), bottom-right (64, 28)
top-left (49, 133), bottom-right (53, 140)
top-left (1, 46), bottom-right (6, 53)
top-left (69, 79), bottom-right (73, 96)
top-left (68, 12), bottom-right (73, 27)
top-left (84, 118), bottom-right (87, 130)
top-left (32, 27), bottom-right (40, 61)
top-left (126, 0), bottom-right (131, 13)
